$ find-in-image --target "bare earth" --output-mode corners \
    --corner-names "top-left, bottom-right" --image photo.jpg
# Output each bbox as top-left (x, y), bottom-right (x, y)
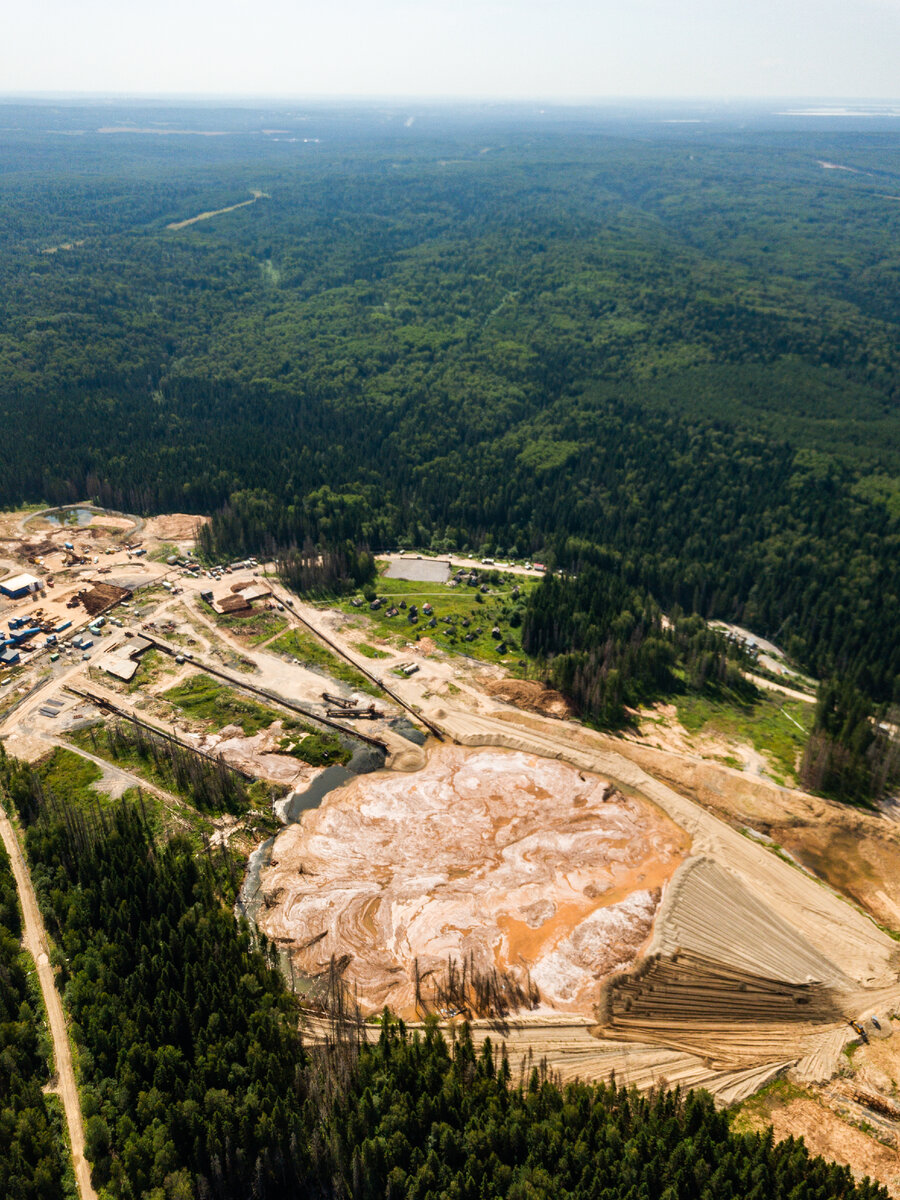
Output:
top-left (258, 745), bottom-right (689, 1015)
top-left (143, 513), bottom-right (208, 540)
top-left (770, 1099), bottom-right (900, 1193)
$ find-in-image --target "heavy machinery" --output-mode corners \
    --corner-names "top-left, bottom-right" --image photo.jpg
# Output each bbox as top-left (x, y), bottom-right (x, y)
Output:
top-left (849, 1019), bottom-right (869, 1044)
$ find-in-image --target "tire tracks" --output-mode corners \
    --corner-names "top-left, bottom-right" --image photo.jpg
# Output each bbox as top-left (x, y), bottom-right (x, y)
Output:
top-left (0, 799), bottom-right (98, 1200)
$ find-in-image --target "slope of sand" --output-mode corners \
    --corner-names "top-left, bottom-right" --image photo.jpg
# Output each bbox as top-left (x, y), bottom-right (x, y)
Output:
top-left (259, 746), bottom-right (689, 1014)
top-left (437, 707), bottom-right (899, 987)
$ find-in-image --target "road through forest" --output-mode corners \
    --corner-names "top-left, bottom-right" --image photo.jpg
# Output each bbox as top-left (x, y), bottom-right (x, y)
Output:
top-left (0, 800), bottom-right (98, 1200)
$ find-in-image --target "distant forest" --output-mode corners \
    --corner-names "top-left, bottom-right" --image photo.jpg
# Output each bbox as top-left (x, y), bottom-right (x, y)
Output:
top-left (1, 103), bottom-right (898, 775)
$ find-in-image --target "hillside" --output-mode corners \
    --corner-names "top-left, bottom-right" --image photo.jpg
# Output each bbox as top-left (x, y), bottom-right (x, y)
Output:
top-left (0, 103), bottom-right (898, 729)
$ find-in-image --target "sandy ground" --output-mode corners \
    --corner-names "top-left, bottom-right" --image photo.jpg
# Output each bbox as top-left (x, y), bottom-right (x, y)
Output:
top-left (760, 1096), bottom-right (900, 1192)
top-left (384, 559), bottom-right (451, 583)
top-left (259, 745), bottom-right (689, 1016)
top-left (606, 735), bottom-right (900, 933)
top-left (0, 806), bottom-right (98, 1200)
top-left (142, 513), bottom-right (208, 541)
top-left (380, 552), bottom-right (545, 580)
top-left (166, 191), bottom-right (268, 231)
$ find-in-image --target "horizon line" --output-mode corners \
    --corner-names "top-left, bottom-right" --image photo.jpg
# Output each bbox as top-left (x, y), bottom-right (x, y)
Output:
top-left (2, 91), bottom-right (900, 106)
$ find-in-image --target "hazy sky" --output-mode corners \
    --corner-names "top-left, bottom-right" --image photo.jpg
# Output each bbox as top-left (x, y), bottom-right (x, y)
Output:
top-left (3, 0), bottom-right (899, 99)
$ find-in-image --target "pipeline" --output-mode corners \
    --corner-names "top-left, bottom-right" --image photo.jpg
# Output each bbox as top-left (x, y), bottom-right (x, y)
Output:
top-left (140, 636), bottom-right (389, 752)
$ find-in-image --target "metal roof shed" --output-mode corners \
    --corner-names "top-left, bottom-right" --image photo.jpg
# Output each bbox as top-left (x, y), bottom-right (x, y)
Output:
top-left (0, 572), bottom-right (41, 599)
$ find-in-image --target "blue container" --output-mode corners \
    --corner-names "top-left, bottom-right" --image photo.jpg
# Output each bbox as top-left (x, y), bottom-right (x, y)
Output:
top-left (11, 627), bottom-right (40, 644)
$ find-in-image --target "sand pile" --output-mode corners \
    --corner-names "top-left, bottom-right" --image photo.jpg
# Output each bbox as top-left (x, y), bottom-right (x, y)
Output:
top-left (486, 678), bottom-right (574, 719)
top-left (180, 720), bottom-right (318, 788)
top-left (258, 745), bottom-right (689, 1015)
top-left (144, 513), bottom-right (208, 540)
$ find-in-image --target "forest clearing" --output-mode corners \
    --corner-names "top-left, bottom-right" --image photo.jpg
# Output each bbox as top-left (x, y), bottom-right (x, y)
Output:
top-left (166, 189), bottom-right (269, 230)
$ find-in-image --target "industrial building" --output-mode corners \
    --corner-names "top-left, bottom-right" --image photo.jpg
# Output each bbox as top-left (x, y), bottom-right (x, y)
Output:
top-left (0, 572), bottom-right (41, 599)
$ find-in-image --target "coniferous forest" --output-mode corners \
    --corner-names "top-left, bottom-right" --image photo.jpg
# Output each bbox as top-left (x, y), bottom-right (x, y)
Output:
top-left (2, 97), bottom-right (900, 1200)
top-left (0, 837), bottom-right (69, 1200)
top-left (0, 747), bottom-right (890, 1200)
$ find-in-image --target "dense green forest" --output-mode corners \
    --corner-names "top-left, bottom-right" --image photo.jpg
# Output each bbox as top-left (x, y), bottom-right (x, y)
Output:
top-left (0, 745), bottom-right (890, 1199)
top-left (0, 836), bottom-right (69, 1200)
top-left (523, 565), bottom-right (754, 726)
top-left (0, 101), bottom-right (898, 768)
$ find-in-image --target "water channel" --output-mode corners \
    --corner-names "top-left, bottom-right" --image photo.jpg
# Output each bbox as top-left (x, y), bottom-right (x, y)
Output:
top-left (236, 741), bottom-right (387, 929)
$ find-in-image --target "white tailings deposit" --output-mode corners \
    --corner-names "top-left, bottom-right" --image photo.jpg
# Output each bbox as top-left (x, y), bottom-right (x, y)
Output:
top-left (257, 745), bottom-right (688, 1015)
top-left (257, 705), bottom-right (900, 1104)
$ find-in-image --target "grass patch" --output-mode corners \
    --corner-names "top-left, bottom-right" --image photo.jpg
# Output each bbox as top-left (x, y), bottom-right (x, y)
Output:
top-left (337, 569), bottom-right (535, 674)
top-left (36, 747), bottom-right (111, 810)
top-left (161, 673), bottom-right (351, 766)
top-left (147, 541), bottom-right (180, 563)
top-left (355, 642), bottom-right (389, 659)
top-left (131, 585), bottom-right (168, 605)
top-left (34, 746), bottom-right (176, 836)
top-left (729, 1075), bottom-right (812, 1130)
top-left (163, 673), bottom-right (282, 735)
top-left (270, 628), bottom-right (380, 697)
top-left (277, 730), bottom-right (350, 767)
top-left (197, 598), bottom-right (288, 646)
top-left (675, 688), bottom-right (812, 783)
top-left (123, 647), bottom-right (178, 693)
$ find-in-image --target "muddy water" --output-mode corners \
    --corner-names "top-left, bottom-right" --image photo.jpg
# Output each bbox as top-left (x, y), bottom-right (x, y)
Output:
top-left (389, 717), bottom-right (427, 745)
top-left (237, 834), bottom-right (278, 925)
top-left (238, 747), bottom-right (381, 927)
top-left (278, 765), bottom-right (353, 823)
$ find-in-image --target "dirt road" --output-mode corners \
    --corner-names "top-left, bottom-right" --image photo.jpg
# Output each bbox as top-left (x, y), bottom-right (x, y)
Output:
top-left (0, 801), bottom-right (98, 1200)
top-left (746, 672), bottom-right (816, 703)
top-left (378, 552), bottom-right (544, 579)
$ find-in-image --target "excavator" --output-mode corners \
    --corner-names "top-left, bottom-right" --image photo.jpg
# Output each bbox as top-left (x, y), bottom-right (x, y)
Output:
top-left (849, 1018), bottom-right (869, 1044)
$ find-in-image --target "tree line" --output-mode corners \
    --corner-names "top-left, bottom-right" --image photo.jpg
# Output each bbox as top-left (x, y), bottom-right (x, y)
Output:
top-left (523, 565), bottom-right (755, 728)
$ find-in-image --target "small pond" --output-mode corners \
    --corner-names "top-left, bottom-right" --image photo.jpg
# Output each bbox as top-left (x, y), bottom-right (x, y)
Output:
top-left (42, 507), bottom-right (96, 527)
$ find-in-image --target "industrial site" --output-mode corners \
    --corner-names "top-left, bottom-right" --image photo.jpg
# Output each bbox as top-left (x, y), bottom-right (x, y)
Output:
top-left (2, 503), bottom-right (900, 1191)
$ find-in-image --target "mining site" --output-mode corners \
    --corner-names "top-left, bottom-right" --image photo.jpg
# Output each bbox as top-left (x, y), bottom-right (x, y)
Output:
top-left (257, 745), bottom-right (689, 1015)
top-left (2, 510), bottom-right (900, 1190)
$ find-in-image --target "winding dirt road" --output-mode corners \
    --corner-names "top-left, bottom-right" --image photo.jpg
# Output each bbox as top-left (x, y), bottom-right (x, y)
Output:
top-left (0, 801), bottom-right (97, 1200)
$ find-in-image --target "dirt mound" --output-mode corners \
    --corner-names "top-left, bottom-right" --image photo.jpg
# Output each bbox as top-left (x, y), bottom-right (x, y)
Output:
top-left (144, 513), bottom-right (208, 541)
top-left (486, 678), bottom-right (574, 719)
top-left (21, 538), bottom-right (57, 557)
top-left (80, 583), bottom-right (130, 615)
